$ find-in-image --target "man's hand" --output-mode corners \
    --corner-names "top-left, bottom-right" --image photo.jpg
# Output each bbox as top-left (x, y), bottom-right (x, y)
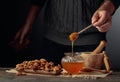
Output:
top-left (10, 25), bottom-right (31, 51)
top-left (92, 9), bottom-right (112, 32)
top-left (10, 5), bottom-right (40, 51)
top-left (92, 0), bottom-right (115, 32)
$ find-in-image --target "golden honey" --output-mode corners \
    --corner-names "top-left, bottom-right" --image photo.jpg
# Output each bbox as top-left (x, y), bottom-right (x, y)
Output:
top-left (69, 32), bottom-right (79, 42)
top-left (61, 61), bottom-right (84, 74)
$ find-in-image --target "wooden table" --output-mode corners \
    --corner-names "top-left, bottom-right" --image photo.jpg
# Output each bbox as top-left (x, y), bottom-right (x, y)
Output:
top-left (0, 68), bottom-right (120, 82)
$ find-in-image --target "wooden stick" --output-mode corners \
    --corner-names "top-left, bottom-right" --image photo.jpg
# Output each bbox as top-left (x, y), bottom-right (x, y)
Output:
top-left (103, 51), bottom-right (111, 72)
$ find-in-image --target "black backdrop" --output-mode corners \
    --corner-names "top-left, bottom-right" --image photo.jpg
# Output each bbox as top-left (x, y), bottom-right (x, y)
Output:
top-left (0, 0), bottom-right (46, 67)
top-left (0, 0), bottom-right (33, 67)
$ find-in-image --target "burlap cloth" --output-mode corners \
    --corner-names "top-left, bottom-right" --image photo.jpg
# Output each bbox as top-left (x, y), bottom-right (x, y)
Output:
top-left (6, 68), bottom-right (112, 80)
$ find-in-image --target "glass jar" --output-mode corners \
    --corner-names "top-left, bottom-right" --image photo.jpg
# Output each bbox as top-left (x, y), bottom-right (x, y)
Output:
top-left (61, 52), bottom-right (84, 74)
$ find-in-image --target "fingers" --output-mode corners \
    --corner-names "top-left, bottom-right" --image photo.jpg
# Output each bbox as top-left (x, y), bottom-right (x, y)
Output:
top-left (92, 12), bottom-right (100, 24)
top-left (13, 29), bottom-right (23, 45)
top-left (92, 9), bottom-right (112, 32)
top-left (92, 10), bottom-right (110, 26)
top-left (10, 37), bottom-right (30, 52)
top-left (96, 16), bottom-right (112, 32)
top-left (19, 27), bottom-right (30, 44)
top-left (94, 14), bottom-right (106, 26)
top-left (13, 29), bottom-right (21, 44)
top-left (10, 30), bottom-right (30, 51)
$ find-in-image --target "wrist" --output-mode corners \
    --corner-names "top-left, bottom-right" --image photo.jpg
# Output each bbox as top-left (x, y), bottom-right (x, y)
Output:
top-left (98, 0), bottom-right (115, 15)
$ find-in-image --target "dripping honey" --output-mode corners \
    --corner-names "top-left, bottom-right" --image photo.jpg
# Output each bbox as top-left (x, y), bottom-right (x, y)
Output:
top-left (61, 32), bottom-right (84, 74)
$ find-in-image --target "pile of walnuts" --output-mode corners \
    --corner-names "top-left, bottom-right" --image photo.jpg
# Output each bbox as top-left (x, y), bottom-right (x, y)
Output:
top-left (16, 58), bottom-right (62, 75)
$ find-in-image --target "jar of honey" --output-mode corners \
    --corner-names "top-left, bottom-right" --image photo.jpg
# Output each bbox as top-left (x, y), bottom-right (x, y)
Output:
top-left (61, 52), bottom-right (84, 74)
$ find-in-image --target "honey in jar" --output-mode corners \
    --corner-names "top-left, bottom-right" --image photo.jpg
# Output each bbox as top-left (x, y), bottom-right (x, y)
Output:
top-left (61, 52), bottom-right (84, 74)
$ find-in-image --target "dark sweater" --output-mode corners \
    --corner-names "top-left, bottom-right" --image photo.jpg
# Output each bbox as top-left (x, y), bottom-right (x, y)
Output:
top-left (31, 0), bottom-right (120, 45)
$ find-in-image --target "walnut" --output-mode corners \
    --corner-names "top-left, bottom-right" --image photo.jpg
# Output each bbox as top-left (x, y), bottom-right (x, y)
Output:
top-left (15, 58), bottom-right (62, 75)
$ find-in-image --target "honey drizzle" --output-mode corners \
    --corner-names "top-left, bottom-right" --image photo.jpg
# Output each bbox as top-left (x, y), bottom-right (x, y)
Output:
top-left (72, 41), bottom-right (74, 57)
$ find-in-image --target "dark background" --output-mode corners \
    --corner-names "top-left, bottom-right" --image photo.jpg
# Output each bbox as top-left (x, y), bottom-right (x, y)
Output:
top-left (1, 0), bottom-right (120, 71)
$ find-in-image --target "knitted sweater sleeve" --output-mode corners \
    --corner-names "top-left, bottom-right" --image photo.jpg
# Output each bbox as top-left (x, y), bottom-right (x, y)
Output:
top-left (110, 0), bottom-right (120, 10)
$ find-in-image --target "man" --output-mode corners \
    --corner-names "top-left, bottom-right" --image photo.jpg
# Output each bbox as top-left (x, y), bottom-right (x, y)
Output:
top-left (12, 0), bottom-right (119, 65)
